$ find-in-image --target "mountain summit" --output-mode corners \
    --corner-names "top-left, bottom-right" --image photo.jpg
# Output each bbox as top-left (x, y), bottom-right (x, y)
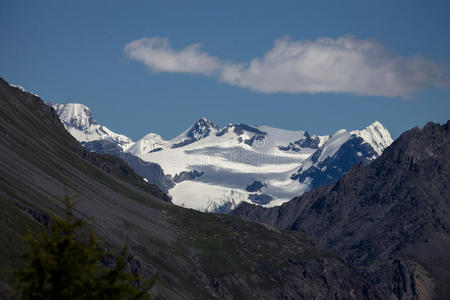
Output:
top-left (352, 121), bottom-right (393, 155)
top-left (52, 103), bottom-right (134, 150)
top-left (53, 103), bottom-right (97, 130)
top-left (190, 117), bottom-right (220, 139)
top-left (172, 117), bottom-right (219, 148)
top-left (291, 121), bottom-right (393, 189)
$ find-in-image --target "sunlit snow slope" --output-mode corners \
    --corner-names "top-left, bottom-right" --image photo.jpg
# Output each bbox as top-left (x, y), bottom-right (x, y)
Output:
top-left (53, 103), bottom-right (134, 151)
top-left (53, 102), bottom-right (393, 213)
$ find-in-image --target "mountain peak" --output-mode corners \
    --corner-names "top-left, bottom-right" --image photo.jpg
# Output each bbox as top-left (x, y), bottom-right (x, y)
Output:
top-left (53, 102), bottom-right (134, 149)
top-left (171, 117), bottom-right (219, 148)
top-left (368, 120), bottom-right (383, 128)
top-left (194, 116), bottom-right (218, 127)
top-left (187, 117), bottom-right (219, 139)
top-left (352, 121), bottom-right (393, 155)
top-left (142, 132), bottom-right (164, 141)
top-left (365, 120), bottom-right (389, 134)
top-left (53, 103), bottom-right (97, 130)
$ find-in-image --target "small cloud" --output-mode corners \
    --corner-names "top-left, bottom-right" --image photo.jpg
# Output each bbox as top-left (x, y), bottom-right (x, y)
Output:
top-left (124, 37), bottom-right (221, 75)
top-left (125, 35), bottom-right (450, 98)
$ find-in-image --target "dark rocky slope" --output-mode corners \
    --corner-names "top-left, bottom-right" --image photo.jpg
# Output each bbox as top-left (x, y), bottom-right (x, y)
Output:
top-left (0, 77), bottom-right (377, 299)
top-left (232, 121), bottom-right (450, 299)
top-left (83, 140), bottom-right (175, 193)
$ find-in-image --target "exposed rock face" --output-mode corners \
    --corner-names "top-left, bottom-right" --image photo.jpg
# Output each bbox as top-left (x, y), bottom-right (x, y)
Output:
top-left (290, 121), bottom-right (392, 189)
top-left (172, 169), bottom-right (204, 183)
top-left (248, 193), bottom-right (273, 205)
top-left (245, 180), bottom-right (265, 192)
top-left (291, 136), bottom-right (378, 188)
top-left (172, 117), bottom-right (219, 148)
top-left (232, 121), bottom-right (450, 299)
top-left (279, 131), bottom-right (321, 151)
top-left (0, 77), bottom-right (380, 299)
top-left (83, 140), bottom-right (123, 155)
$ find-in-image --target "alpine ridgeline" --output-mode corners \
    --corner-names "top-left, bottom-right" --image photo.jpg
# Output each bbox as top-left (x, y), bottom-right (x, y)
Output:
top-left (1, 77), bottom-right (379, 299)
top-left (232, 120), bottom-right (450, 299)
top-left (54, 102), bottom-right (392, 212)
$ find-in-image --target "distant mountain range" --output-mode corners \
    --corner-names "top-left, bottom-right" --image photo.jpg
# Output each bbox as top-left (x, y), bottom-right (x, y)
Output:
top-left (53, 102), bottom-right (393, 212)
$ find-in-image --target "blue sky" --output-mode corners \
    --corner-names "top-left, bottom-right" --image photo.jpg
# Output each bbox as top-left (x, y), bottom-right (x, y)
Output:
top-left (1, 0), bottom-right (449, 140)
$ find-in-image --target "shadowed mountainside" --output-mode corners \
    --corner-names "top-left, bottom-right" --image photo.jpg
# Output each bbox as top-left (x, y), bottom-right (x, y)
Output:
top-left (82, 139), bottom-right (175, 193)
top-left (0, 77), bottom-right (378, 299)
top-left (232, 121), bottom-right (450, 299)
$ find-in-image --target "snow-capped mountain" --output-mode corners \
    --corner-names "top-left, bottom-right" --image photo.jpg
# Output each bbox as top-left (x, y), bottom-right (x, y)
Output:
top-left (53, 103), bottom-right (134, 151)
top-left (291, 122), bottom-right (393, 188)
top-left (53, 102), bottom-right (393, 213)
top-left (172, 117), bottom-right (219, 148)
top-left (127, 118), bottom-right (220, 155)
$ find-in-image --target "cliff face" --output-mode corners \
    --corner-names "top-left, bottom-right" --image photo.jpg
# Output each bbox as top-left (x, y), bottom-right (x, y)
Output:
top-left (0, 77), bottom-right (379, 299)
top-left (233, 121), bottom-right (450, 299)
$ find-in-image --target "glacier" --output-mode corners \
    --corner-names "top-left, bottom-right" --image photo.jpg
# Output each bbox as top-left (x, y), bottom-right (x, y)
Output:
top-left (52, 102), bottom-right (393, 213)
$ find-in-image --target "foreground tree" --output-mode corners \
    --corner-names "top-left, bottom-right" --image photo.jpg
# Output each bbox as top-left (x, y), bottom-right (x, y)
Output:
top-left (14, 195), bottom-right (153, 300)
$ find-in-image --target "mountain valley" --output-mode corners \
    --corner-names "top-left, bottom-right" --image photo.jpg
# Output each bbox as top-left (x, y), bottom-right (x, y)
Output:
top-left (0, 78), bottom-right (381, 299)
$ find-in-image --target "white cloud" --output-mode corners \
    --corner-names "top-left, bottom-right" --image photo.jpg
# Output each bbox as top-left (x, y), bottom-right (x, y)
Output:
top-left (125, 35), bottom-right (449, 98)
top-left (124, 37), bottom-right (221, 75)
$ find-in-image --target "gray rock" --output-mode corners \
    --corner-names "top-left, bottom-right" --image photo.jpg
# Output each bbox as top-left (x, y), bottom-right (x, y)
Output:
top-left (232, 121), bottom-right (450, 299)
